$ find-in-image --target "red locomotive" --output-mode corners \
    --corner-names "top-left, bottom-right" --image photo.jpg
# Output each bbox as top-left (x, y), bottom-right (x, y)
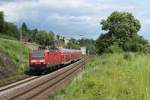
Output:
top-left (29, 48), bottom-right (82, 72)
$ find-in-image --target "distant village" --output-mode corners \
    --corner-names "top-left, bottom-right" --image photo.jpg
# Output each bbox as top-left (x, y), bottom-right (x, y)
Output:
top-left (20, 34), bottom-right (70, 48)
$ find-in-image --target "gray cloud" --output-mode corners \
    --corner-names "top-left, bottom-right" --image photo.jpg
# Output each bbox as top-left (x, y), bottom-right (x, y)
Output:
top-left (0, 0), bottom-right (150, 39)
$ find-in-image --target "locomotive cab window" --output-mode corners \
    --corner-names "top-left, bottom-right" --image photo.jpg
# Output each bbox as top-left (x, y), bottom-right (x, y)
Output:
top-left (32, 51), bottom-right (44, 58)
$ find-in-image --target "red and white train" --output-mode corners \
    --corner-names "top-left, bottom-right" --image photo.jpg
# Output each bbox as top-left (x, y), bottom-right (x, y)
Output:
top-left (29, 48), bottom-right (82, 72)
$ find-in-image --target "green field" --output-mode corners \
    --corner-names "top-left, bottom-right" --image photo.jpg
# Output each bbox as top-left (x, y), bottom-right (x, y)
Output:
top-left (52, 53), bottom-right (150, 100)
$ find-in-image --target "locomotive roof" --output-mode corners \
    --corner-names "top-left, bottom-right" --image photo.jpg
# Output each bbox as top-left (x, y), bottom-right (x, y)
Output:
top-left (59, 48), bottom-right (80, 52)
top-left (32, 48), bottom-right (81, 53)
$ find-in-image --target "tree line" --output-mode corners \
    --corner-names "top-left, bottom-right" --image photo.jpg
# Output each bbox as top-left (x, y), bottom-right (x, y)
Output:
top-left (0, 11), bottom-right (54, 47)
top-left (0, 11), bottom-right (20, 39)
top-left (65, 38), bottom-right (96, 54)
top-left (1, 11), bottom-right (146, 55)
top-left (0, 11), bottom-right (96, 54)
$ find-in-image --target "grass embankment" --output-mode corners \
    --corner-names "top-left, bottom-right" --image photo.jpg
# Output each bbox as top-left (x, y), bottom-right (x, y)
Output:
top-left (0, 38), bottom-right (29, 74)
top-left (0, 34), bottom-right (17, 40)
top-left (52, 53), bottom-right (150, 100)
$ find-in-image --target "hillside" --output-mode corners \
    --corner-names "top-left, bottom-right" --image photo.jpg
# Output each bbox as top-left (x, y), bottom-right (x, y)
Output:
top-left (0, 38), bottom-right (30, 80)
top-left (52, 53), bottom-right (150, 100)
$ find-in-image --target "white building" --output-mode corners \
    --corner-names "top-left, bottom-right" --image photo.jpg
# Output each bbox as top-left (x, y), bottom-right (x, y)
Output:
top-left (80, 47), bottom-right (86, 55)
top-left (54, 34), bottom-right (70, 47)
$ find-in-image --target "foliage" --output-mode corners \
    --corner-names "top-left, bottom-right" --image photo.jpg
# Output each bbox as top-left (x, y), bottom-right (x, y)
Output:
top-left (35, 31), bottom-right (54, 46)
top-left (52, 53), bottom-right (150, 100)
top-left (65, 38), bottom-right (96, 54)
top-left (21, 22), bottom-right (31, 38)
top-left (96, 11), bottom-right (150, 54)
top-left (3, 22), bottom-right (20, 39)
top-left (0, 11), bottom-right (55, 46)
top-left (28, 28), bottom-right (38, 42)
top-left (122, 35), bottom-right (150, 53)
top-left (107, 43), bottom-right (123, 53)
top-left (0, 11), bottom-right (20, 39)
top-left (21, 22), bottom-right (28, 32)
top-left (96, 33), bottom-right (113, 54)
top-left (65, 38), bottom-right (80, 49)
top-left (101, 11), bottom-right (141, 36)
top-left (79, 38), bottom-right (96, 54)
top-left (0, 11), bottom-right (4, 32)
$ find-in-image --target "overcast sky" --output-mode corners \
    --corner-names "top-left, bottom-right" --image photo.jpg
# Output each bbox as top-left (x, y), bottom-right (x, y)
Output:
top-left (0, 0), bottom-right (150, 40)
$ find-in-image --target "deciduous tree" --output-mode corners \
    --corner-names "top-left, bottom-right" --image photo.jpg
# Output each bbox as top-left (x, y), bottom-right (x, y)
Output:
top-left (96, 11), bottom-right (150, 54)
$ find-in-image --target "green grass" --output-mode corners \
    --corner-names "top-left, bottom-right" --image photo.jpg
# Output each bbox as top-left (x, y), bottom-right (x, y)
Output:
top-left (0, 38), bottom-right (29, 73)
top-left (0, 34), bottom-right (17, 40)
top-left (52, 53), bottom-right (150, 100)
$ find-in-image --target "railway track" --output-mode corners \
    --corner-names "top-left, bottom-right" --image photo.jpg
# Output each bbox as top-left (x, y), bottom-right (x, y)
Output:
top-left (0, 57), bottom-right (88, 100)
top-left (0, 76), bottom-right (40, 92)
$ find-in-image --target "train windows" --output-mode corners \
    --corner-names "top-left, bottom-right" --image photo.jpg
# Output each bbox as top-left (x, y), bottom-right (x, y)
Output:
top-left (32, 51), bottom-right (44, 58)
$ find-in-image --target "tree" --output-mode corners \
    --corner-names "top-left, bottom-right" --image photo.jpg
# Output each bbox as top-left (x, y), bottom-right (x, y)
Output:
top-left (79, 38), bottom-right (96, 54)
top-left (96, 11), bottom-right (150, 54)
top-left (28, 28), bottom-right (38, 42)
top-left (21, 22), bottom-right (28, 32)
top-left (35, 31), bottom-right (54, 46)
top-left (21, 22), bottom-right (30, 37)
top-left (3, 22), bottom-right (20, 39)
top-left (101, 11), bottom-right (141, 39)
top-left (0, 11), bottom-right (20, 39)
top-left (65, 38), bottom-right (80, 49)
top-left (96, 33), bottom-right (113, 54)
top-left (0, 11), bottom-right (4, 32)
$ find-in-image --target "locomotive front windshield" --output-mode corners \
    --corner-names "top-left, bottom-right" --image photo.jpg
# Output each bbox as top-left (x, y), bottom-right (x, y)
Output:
top-left (31, 51), bottom-right (44, 58)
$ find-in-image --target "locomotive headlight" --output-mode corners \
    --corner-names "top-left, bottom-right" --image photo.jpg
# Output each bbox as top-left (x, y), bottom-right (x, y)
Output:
top-left (31, 60), bottom-right (45, 63)
top-left (39, 60), bottom-right (45, 62)
top-left (31, 60), bottom-right (36, 63)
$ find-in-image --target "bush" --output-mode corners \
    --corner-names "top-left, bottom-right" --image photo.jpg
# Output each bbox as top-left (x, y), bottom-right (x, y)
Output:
top-left (123, 52), bottom-right (133, 60)
top-left (108, 44), bottom-right (123, 53)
